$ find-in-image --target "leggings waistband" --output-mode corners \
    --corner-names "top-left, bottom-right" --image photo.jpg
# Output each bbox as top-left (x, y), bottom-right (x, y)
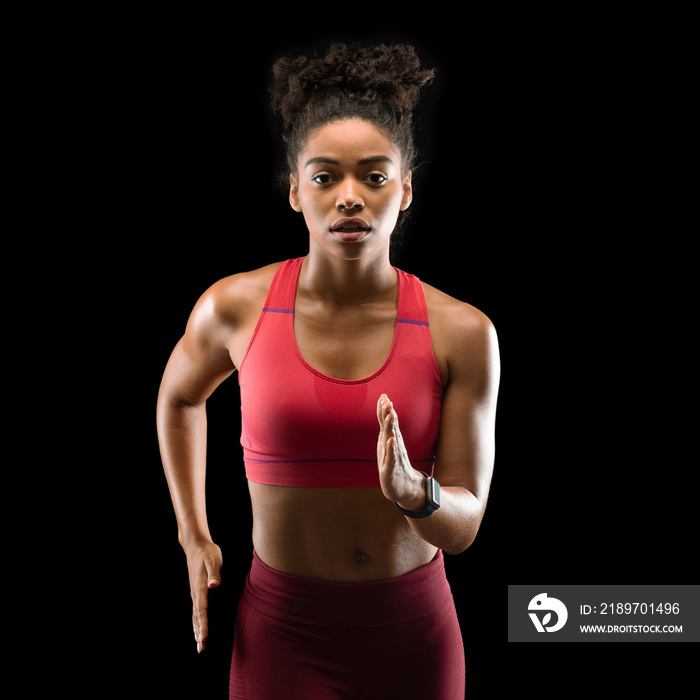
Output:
top-left (243, 550), bottom-right (453, 628)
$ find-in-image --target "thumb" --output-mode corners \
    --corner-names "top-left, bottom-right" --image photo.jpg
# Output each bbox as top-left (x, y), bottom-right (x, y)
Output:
top-left (204, 550), bottom-right (222, 589)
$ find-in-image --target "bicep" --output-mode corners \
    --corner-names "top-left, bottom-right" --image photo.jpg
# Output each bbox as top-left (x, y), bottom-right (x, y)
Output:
top-left (433, 316), bottom-right (500, 503)
top-left (159, 289), bottom-right (236, 408)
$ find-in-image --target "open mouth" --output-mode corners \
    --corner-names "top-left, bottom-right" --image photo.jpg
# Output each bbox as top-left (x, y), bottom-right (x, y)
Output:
top-left (330, 218), bottom-right (371, 240)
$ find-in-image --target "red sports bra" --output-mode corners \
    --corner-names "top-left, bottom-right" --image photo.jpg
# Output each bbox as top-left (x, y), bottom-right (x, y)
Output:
top-left (238, 257), bottom-right (443, 487)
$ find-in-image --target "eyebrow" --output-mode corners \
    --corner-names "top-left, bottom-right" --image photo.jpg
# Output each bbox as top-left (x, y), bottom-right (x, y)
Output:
top-left (304, 155), bottom-right (394, 168)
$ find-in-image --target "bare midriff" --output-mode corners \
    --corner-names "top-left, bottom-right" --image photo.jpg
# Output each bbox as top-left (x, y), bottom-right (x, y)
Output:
top-left (248, 482), bottom-right (437, 582)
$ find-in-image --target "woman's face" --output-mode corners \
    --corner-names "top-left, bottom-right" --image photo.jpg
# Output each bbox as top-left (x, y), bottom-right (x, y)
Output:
top-left (290, 119), bottom-right (412, 261)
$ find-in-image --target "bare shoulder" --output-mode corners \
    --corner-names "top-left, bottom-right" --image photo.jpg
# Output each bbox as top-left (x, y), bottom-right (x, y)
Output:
top-left (421, 281), bottom-right (499, 388)
top-left (184, 261), bottom-right (283, 364)
top-left (196, 261), bottom-right (282, 324)
top-left (422, 281), bottom-right (497, 344)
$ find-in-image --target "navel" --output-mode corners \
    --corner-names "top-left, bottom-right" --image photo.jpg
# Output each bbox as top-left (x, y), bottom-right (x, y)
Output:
top-left (354, 549), bottom-right (370, 565)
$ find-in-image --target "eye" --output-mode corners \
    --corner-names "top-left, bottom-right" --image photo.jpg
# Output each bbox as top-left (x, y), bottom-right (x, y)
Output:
top-left (312, 174), bottom-right (334, 184)
top-left (365, 173), bottom-right (387, 184)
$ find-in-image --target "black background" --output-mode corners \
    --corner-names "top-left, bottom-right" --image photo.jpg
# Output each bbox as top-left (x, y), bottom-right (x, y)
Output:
top-left (60, 14), bottom-right (693, 699)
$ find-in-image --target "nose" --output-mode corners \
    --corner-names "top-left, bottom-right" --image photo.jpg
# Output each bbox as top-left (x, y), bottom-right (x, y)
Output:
top-left (336, 178), bottom-right (364, 211)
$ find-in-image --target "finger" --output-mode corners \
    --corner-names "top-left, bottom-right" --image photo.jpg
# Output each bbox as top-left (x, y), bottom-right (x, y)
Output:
top-left (377, 394), bottom-right (390, 424)
top-left (381, 400), bottom-right (395, 430)
top-left (386, 435), bottom-right (396, 457)
top-left (383, 406), bottom-right (398, 439)
top-left (380, 434), bottom-right (396, 470)
top-left (389, 408), bottom-right (403, 443)
top-left (193, 588), bottom-right (210, 653)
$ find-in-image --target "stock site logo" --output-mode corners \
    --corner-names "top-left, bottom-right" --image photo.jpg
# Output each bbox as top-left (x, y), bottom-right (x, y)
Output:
top-left (528, 593), bottom-right (568, 632)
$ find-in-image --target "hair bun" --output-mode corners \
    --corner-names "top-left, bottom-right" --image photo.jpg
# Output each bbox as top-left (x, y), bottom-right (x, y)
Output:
top-left (271, 43), bottom-right (435, 132)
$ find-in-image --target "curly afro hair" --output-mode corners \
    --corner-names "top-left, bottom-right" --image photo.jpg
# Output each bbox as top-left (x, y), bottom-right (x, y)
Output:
top-left (270, 42), bottom-right (436, 174)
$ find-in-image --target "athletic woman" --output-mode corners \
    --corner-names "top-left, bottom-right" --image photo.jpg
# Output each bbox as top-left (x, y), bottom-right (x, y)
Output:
top-left (157, 42), bottom-right (500, 699)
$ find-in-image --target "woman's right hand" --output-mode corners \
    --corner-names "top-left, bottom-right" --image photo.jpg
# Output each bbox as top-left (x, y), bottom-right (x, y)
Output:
top-left (184, 541), bottom-right (222, 653)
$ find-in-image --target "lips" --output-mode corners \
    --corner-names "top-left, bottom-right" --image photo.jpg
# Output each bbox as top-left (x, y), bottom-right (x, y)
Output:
top-left (330, 217), bottom-right (371, 232)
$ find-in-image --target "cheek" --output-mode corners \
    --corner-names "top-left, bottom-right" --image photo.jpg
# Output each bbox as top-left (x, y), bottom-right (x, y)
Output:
top-left (296, 195), bottom-right (330, 235)
top-left (298, 192), bottom-right (325, 220)
top-left (379, 188), bottom-right (407, 218)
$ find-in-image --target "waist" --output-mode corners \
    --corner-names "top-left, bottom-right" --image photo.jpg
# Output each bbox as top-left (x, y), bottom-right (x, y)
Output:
top-left (247, 481), bottom-right (438, 581)
top-left (243, 549), bottom-right (452, 628)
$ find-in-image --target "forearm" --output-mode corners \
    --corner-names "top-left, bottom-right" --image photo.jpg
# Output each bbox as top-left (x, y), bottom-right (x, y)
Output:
top-left (396, 483), bottom-right (484, 555)
top-left (156, 394), bottom-right (212, 547)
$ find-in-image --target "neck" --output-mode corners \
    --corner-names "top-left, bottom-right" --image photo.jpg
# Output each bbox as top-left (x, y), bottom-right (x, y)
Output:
top-left (300, 248), bottom-right (397, 306)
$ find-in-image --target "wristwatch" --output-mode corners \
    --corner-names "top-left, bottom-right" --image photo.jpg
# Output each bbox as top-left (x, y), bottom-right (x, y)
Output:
top-left (393, 472), bottom-right (441, 519)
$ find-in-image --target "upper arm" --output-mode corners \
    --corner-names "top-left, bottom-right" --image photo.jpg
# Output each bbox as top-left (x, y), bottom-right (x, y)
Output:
top-left (158, 278), bottom-right (240, 409)
top-left (158, 263), bottom-right (280, 409)
top-left (429, 294), bottom-right (501, 505)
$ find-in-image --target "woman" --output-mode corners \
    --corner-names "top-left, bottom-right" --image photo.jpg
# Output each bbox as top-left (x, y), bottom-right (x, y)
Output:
top-left (157, 42), bottom-right (500, 699)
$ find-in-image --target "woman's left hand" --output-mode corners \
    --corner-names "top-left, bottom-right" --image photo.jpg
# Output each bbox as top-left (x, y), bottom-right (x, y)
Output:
top-left (376, 394), bottom-right (426, 511)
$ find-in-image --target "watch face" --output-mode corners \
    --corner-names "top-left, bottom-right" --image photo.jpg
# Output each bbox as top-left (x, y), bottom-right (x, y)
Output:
top-left (431, 479), bottom-right (441, 507)
top-left (424, 477), bottom-right (438, 505)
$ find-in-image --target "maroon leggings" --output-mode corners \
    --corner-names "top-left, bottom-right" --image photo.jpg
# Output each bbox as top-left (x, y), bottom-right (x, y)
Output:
top-left (229, 551), bottom-right (465, 699)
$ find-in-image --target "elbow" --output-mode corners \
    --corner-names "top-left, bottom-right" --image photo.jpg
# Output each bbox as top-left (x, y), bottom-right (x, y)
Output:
top-left (157, 376), bottom-right (205, 416)
top-left (439, 487), bottom-right (485, 556)
top-left (442, 543), bottom-right (466, 557)
top-left (158, 390), bottom-right (204, 413)
top-left (442, 529), bottom-right (478, 556)
top-left (156, 384), bottom-right (206, 437)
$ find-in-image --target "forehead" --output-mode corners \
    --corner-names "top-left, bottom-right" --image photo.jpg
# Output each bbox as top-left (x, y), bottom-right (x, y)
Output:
top-left (300, 119), bottom-right (400, 166)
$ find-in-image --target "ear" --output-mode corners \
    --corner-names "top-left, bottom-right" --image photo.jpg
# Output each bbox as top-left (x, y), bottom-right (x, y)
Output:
top-left (289, 173), bottom-right (302, 212)
top-left (400, 170), bottom-right (413, 211)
